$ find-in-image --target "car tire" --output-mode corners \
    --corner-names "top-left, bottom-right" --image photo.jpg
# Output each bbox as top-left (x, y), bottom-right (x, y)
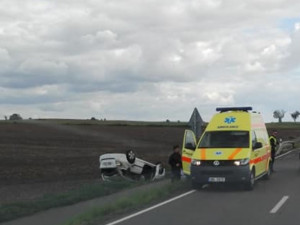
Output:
top-left (245, 169), bottom-right (255, 191)
top-left (126, 150), bottom-right (136, 164)
top-left (156, 162), bottom-right (165, 175)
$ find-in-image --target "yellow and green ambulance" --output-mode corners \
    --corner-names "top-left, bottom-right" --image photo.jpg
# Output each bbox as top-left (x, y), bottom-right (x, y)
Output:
top-left (182, 107), bottom-right (271, 190)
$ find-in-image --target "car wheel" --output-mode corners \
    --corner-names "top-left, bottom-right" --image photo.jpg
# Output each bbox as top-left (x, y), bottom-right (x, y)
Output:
top-left (126, 150), bottom-right (136, 164)
top-left (245, 169), bottom-right (255, 191)
top-left (156, 162), bottom-right (165, 175)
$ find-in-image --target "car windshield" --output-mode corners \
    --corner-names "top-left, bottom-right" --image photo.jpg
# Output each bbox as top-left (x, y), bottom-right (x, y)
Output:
top-left (199, 131), bottom-right (249, 148)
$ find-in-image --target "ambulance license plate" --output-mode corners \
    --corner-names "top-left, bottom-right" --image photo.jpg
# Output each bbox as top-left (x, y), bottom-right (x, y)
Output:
top-left (208, 177), bottom-right (226, 182)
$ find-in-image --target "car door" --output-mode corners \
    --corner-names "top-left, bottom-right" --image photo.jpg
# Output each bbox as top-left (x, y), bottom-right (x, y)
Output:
top-left (182, 130), bottom-right (197, 175)
top-left (251, 131), bottom-right (264, 176)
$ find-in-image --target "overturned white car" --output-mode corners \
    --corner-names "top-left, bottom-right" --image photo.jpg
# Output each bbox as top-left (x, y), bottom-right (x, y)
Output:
top-left (99, 150), bottom-right (165, 181)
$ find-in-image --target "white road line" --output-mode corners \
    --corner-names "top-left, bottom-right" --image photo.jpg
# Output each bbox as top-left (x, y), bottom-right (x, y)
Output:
top-left (275, 150), bottom-right (294, 159)
top-left (270, 196), bottom-right (289, 214)
top-left (105, 190), bottom-right (196, 225)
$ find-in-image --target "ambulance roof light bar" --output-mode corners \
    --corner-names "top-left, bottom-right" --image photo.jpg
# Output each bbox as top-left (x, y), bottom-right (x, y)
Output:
top-left (216, 107), bottom-right (253, 112)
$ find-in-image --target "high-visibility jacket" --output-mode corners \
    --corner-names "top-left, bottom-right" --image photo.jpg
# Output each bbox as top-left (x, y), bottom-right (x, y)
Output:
top-left (269, 135), bottom-right (277, 150)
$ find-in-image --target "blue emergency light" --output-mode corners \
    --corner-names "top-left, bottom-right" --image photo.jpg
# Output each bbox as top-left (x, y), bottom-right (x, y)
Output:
top-left (216, 107), bottom-right (253, 112)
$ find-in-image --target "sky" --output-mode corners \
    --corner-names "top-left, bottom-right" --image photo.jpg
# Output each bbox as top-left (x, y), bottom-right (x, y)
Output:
top-left (0, 0), bottom-right (300, 122)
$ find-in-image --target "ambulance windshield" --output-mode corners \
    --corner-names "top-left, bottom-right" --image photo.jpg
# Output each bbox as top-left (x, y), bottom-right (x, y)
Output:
top-left (199, 131), bottom-right (249, 148)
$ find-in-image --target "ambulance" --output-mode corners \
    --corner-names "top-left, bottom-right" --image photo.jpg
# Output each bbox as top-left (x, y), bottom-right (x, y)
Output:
top-left (182, 107), bottom-right (271, 190)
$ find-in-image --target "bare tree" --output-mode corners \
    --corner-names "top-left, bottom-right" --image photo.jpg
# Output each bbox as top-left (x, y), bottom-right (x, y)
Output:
top-left (273, 110), bottom-right (285, 123)
top-left (291, 111), bottom-right (300, 122)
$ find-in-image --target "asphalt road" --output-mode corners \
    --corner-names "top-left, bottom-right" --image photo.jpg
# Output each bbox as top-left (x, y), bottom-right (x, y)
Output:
top-left (105, 150), bottom-right (300, 225)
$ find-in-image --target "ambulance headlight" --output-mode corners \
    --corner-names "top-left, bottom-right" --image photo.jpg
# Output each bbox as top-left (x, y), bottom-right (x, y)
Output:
top-left (234, 158), bottom-right (249, 166)
top-left (191, 159), bottom-right (201, 166)
top-left (116, 161), bottom-right (122, 166)
top-left (234, 160), bottom-right (241, 166)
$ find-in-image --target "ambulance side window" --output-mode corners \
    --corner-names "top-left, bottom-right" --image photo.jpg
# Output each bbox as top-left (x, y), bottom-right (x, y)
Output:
top-left (251, 131), bottom-right (257, 149)
top-left (185, 131), bottom-right (196, 150)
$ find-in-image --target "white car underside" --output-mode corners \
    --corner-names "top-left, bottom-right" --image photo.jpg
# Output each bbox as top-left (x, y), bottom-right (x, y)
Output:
top-left (99, 152), bottom-right (165, 181)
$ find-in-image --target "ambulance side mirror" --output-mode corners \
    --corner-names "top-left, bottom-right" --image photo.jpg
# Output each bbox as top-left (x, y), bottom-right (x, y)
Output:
top-left (253, 142), bottom-right (263, 150)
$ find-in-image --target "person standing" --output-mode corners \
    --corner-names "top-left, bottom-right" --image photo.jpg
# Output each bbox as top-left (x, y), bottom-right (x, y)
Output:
top-left (168, 145), bottom-right (182, 182)
top-left (269, 131), bottom-right (278, 172)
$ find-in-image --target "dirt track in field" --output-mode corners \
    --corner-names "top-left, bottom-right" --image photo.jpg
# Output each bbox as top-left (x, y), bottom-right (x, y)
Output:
top-left (0, 121), bottom-right (299, 204)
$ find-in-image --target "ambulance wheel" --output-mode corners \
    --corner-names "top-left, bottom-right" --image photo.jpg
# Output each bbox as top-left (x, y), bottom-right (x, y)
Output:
top-left (192, 181), bottom-right (204, 189)
top-left (264, 162), bottom-right (272, 180)
top-left (245, 169), bottom-right (255, 191)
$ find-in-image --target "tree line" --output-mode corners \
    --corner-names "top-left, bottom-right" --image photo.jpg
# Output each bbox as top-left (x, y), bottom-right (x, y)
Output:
top-left (273, 110), bottom-right (300, 123)
top-left (3, 110), bottom-right (300, 123)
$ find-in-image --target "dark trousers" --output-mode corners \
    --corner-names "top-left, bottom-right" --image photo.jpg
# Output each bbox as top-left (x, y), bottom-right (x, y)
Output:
top-left (171, 169), bottom-right (181, 182)
top-left (271, 150), bottom-right (275, 171)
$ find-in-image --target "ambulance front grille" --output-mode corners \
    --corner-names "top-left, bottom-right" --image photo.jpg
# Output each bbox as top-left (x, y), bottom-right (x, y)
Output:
top-left (200, 160), bottom-right (235, 167)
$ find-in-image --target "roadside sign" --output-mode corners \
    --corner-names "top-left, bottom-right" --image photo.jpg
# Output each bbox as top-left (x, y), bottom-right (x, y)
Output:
top-left (188, 107), bottom-right (204, 140)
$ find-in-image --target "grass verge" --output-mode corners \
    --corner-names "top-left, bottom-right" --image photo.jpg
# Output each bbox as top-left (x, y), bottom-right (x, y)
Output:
top-left (0, 181), bottom-right (138, 223)
top-left (62, 181), bottom-right (190, 225)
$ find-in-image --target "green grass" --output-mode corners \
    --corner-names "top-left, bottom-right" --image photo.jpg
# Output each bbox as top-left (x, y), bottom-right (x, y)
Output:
top-left (0, 181), bottom-right (138, 223)
top-left (62, 181), bottom-right (189, 225)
